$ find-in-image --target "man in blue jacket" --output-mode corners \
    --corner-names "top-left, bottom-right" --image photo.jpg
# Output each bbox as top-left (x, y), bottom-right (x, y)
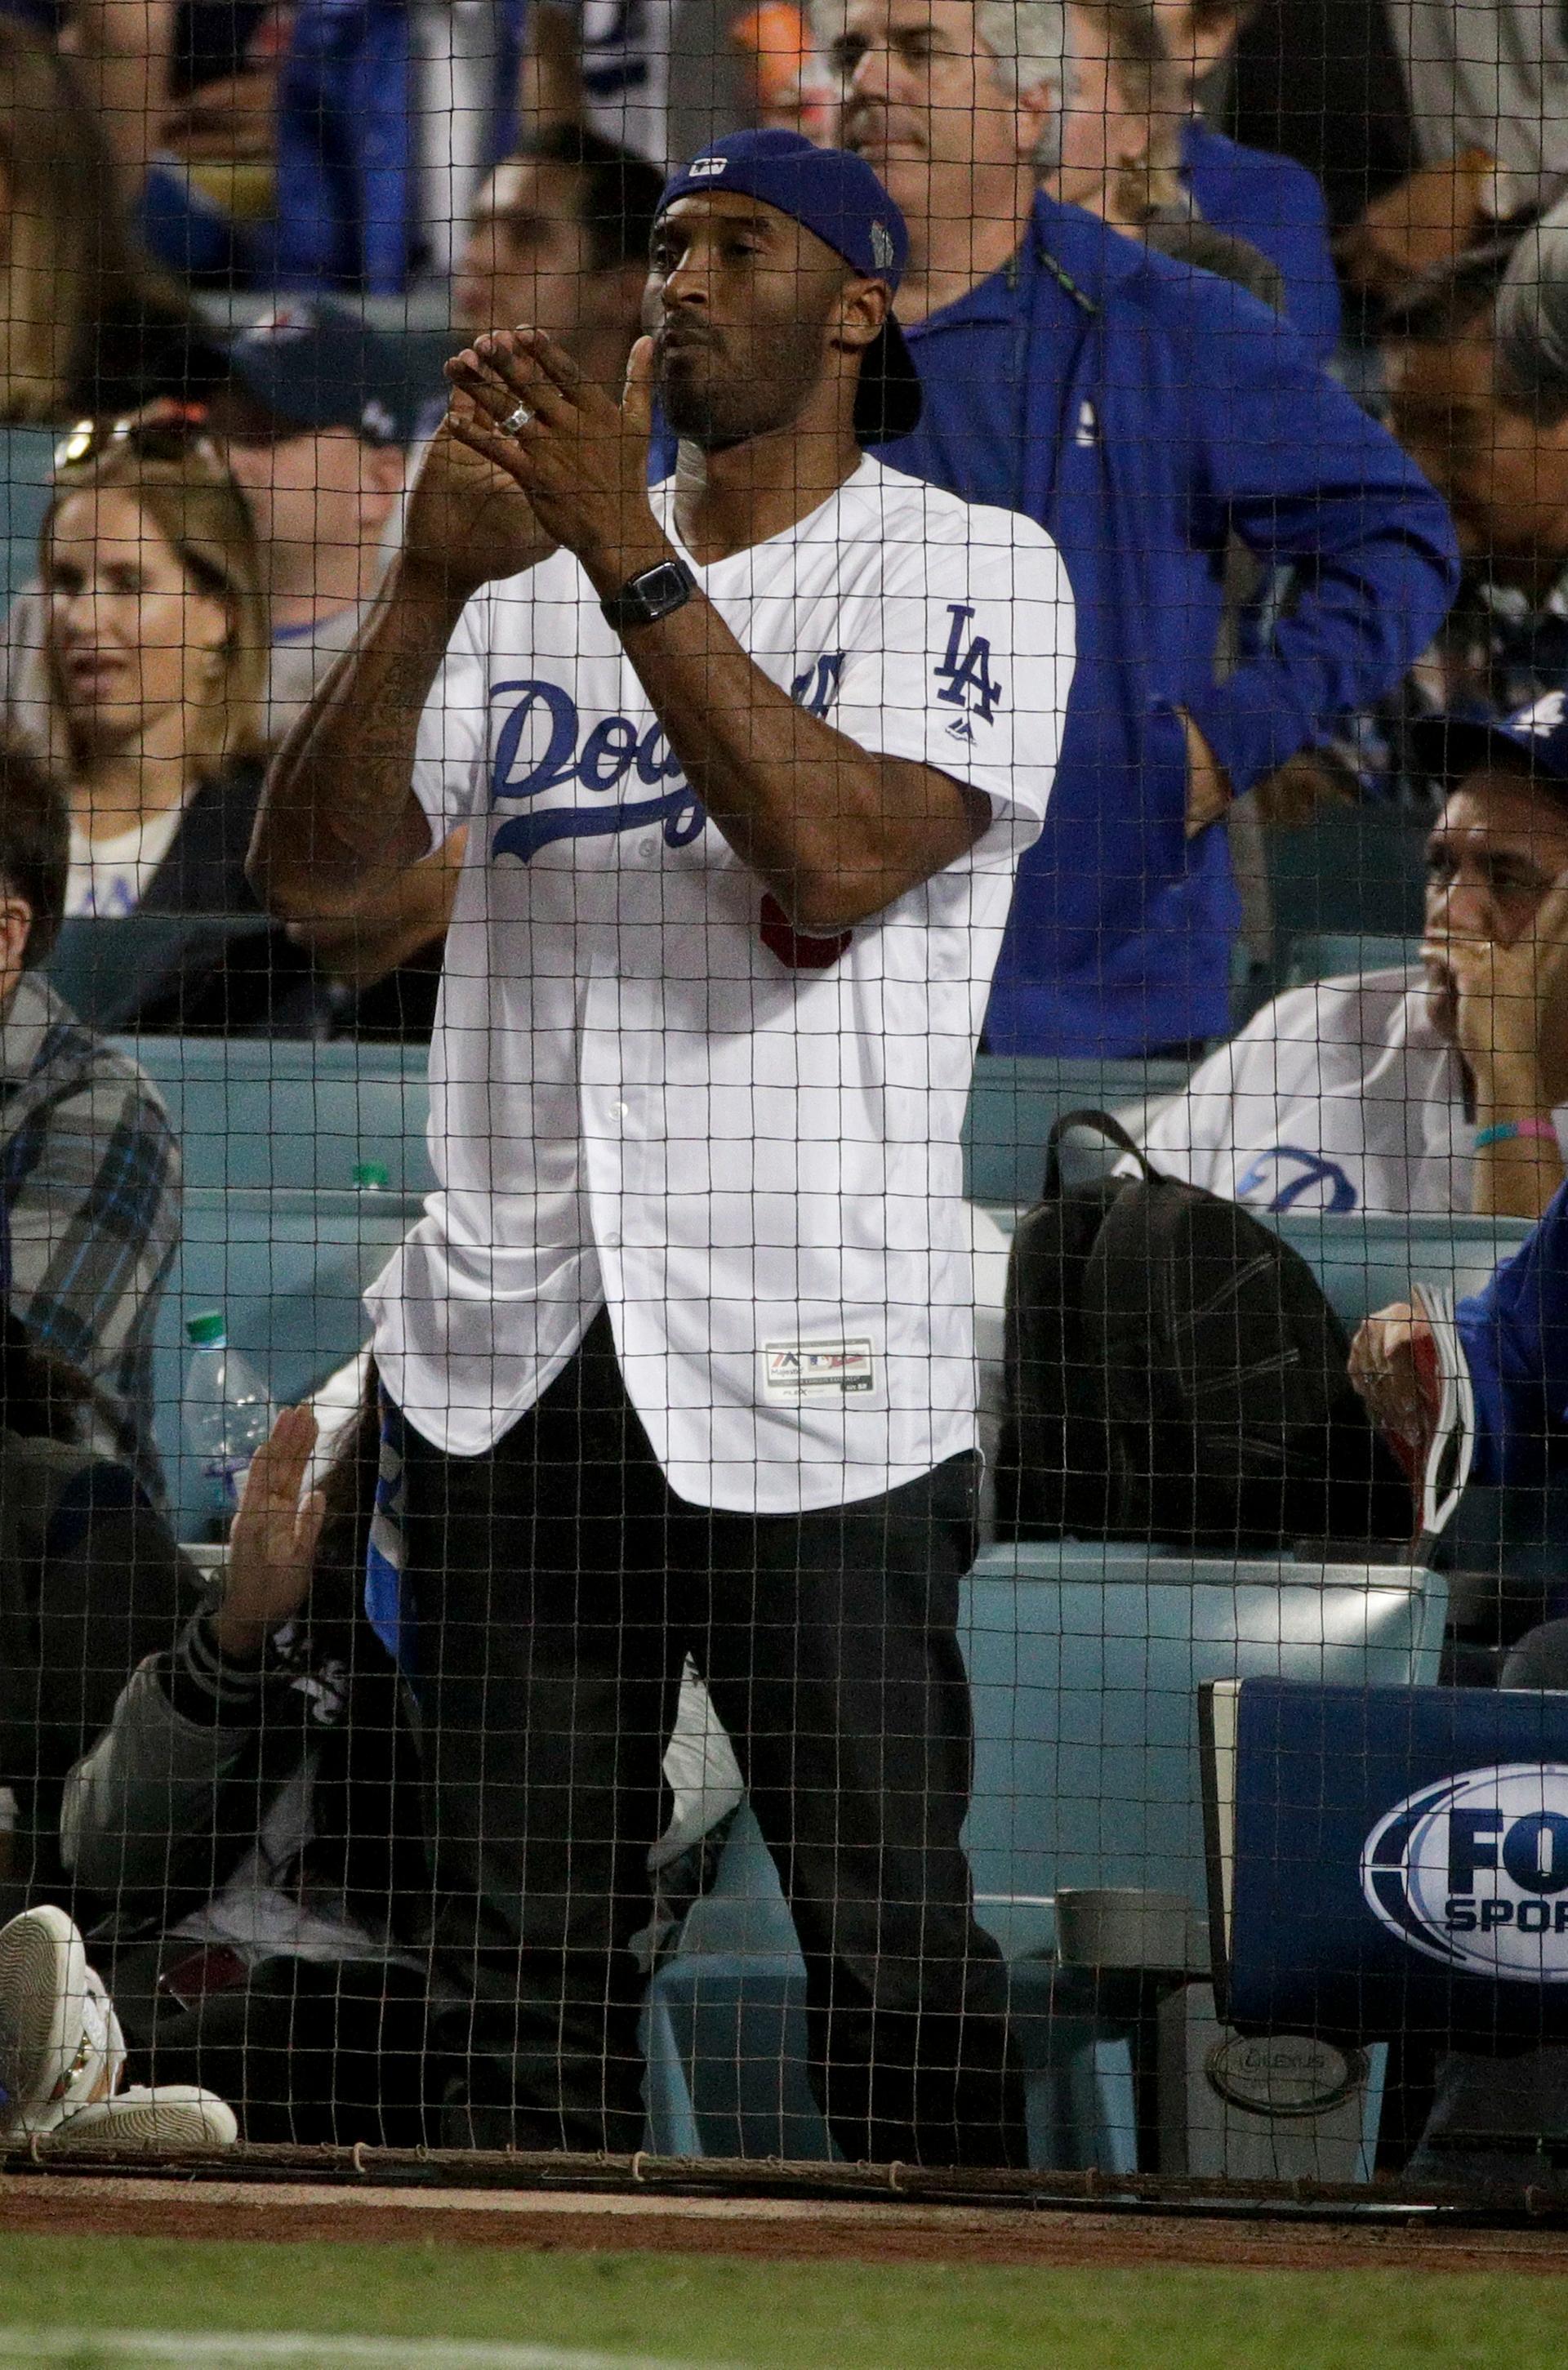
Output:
top-left (822, 0), bottom-right (1459, 1055)
top-left (1059, 0), bottom-right (1339, 358)
top-left (1155, 0), bottom-right (1341, 363)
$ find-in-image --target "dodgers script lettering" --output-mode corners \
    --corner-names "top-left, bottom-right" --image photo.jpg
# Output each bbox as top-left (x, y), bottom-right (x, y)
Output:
top-left (488, 653), bottom-right (846, 866)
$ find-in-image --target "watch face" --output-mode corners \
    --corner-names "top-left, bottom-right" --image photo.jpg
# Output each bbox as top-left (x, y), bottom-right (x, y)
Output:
top-left (638, 561), bottom-right (689, 609)
top-left (605, 555), bottom-right (694, 629)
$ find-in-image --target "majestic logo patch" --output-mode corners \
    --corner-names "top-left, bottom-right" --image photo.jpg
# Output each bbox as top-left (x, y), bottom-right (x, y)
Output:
top-left (763, 1339), bottom-right (875, 1397)
top-left (1361, 1762), bottom-right (1568, 1978)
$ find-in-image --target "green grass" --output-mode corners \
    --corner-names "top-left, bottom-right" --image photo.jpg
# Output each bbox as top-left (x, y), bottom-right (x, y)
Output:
top-left (0, 2233), bottom-right (1565, 2370)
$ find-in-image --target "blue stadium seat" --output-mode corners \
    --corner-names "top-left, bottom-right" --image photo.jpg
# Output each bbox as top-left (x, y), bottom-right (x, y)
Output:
top-left (0, 425), bottom-right (59, 597)
top-left (116, 1036), bottom-right (434, 1194)
top-left (960, 1543), bottom-right (1446, 1923)
top-left (1266, 805), bottom-right (1429, 942)
top-left (1266, 1209), bottom-right (1533, 1333)
top-left (1281, 933), bottom-right (1420, 988)
top-left (150, 1184), bottom-right (423, 1535)
top-left (46, 915), bottom-right (274, 1031)
top-left (963, 1547), bottom-right (1443, 2176)
top-left (963, 1055), bottom-right (1192, 1205)
top-left (640, 1811), bottom-right (831, 2161)
top-left (642, 1544), bottom-right (1446, 2169)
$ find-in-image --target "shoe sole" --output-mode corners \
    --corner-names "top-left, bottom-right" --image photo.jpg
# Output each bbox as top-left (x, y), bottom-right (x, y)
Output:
top-left (53, 2088), bottom-right (238, 2149)
top-left (0, 1907), bottom-right (84, 2132)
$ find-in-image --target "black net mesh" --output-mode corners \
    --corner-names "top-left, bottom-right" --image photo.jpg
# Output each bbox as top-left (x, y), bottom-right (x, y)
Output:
top-left (0, 0), bottom-right (1565, 2209)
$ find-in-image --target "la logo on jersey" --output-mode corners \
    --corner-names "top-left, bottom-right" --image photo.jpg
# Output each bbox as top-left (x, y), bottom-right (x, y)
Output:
top-left (934, 604), bottom-right (1003, 743)
top-left (489, 652), bottom-right (844, 865)
top-left (1236, 1144), bottom-right (1357, 1214)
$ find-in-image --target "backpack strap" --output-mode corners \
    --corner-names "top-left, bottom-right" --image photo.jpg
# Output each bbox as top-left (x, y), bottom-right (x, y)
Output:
top-left (1042, 1107), bottom-right (1153, 1201)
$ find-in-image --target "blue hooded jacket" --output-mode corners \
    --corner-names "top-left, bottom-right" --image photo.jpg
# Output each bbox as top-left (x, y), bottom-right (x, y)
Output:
top-left (1180, 118), bottom-right (1341, 363)
top-left (878, 195), bottom-right (1459, 1056)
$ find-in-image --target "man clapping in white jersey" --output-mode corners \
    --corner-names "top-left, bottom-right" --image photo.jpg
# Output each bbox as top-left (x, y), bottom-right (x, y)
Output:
top-left (251, 129), bottom-right (1075, 2167)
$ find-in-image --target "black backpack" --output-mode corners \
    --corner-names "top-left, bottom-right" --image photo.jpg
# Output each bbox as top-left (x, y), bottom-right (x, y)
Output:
top-left (995, 1111), bottom-right (1411, 1553)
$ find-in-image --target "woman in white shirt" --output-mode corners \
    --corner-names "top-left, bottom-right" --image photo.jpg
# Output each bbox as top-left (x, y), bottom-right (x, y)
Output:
top-left (40, 425), bottom-right (269, 925)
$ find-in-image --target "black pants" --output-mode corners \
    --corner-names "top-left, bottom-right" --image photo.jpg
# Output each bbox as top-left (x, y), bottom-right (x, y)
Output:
top-left (109, 1947), bottom-right (440, 2148)
top-left (399, 1314), bottom-right (1025, 2166)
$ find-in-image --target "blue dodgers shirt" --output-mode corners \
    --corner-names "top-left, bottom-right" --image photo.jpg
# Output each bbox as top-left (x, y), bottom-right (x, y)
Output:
top-left (879, 194), bottom-right (1458, 1057)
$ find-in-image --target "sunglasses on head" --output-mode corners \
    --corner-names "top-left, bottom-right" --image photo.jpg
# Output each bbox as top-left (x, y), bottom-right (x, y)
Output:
top-left (51, 406), bottom-right (229, 477)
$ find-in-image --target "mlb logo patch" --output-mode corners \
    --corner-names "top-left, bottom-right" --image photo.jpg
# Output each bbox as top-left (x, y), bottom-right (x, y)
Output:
top-left (763, 1339), bottom-right (875, 1397)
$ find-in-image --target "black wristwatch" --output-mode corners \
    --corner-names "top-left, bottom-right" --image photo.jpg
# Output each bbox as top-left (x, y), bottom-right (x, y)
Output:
top-left (600, 555), bottom-right (697, 633)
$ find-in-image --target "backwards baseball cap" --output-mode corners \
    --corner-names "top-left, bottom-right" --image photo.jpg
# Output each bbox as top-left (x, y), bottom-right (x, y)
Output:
top-left (1410, 690), bottom-right (1568, 794)
top-left (219, 304), bottom-right (412, 447)
top-left (656, 128), bottom-right (921, 444)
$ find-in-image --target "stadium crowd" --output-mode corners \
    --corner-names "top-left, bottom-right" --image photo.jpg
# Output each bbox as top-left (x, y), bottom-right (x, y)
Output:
top-left (0, 0), bottom-right (1565, 2188)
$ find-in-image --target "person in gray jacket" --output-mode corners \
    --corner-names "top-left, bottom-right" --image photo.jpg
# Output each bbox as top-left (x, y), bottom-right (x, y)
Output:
top-left (62, 1397), bottom-right (439, 2147)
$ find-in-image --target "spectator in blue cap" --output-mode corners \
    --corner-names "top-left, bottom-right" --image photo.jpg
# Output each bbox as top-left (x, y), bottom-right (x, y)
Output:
top-left (203, 306), bottom-right (413, 743)
top-left (1140, 694), bottom-right (1568, 1223)
top-left (256, 121), bottom-right (1077, 2166)
top-left (212, 310), bottom-right (473, 1035)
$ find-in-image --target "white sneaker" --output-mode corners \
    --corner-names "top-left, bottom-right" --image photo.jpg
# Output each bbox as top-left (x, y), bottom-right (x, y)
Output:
top-left (0, 1905), bottom-right (124, 2136)
top-left (52, 2085), bottom-right (238, 2149)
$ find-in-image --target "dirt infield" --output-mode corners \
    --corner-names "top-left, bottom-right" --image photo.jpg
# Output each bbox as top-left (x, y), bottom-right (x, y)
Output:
top-left (5, 2173), bottom-right (1568, 2275)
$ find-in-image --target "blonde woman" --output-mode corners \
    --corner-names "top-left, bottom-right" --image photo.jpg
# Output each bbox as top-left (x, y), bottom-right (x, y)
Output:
top-left (40, 428), bottom-right (269, 926)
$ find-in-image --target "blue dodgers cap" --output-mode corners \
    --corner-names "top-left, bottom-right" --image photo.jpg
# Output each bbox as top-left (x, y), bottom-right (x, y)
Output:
top-left (218, 303), bottom-right (413, 446)
top-left (1410, 689), bottom-right (1568, 794)
top-left (656, 128), bottom-right (921, 443)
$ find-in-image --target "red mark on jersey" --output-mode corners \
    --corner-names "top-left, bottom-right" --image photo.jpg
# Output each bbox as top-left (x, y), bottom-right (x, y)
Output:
top-left (759, 893), bottom-right (853, 970)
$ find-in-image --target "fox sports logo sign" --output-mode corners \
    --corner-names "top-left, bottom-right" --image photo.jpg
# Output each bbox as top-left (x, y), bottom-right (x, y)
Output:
top-left (1361, 1763), bottom-right (1568, 1977)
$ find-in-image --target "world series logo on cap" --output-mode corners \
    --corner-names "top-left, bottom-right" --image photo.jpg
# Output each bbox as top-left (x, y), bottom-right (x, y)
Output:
top-left (870, 221), bottom-right (894, 271)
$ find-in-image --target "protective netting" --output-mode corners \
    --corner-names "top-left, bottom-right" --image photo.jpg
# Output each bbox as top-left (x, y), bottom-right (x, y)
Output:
top-left (0, 0), bottom-right (1566, 2202)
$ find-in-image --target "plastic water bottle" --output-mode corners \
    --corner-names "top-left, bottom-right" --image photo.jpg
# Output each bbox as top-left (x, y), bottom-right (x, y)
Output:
top-left (182, 1312), bottom-right (274, 1526)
